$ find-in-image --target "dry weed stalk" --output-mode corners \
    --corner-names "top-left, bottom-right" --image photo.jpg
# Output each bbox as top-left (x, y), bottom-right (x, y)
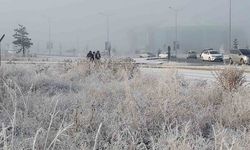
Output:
top-left (93, 123), bottom-right (103, 150)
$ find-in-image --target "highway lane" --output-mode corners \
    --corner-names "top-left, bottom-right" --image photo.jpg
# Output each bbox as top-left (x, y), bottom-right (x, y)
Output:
top-left (134, 57), bottom-right (225, 66)
top-left (140, 67), bottom-right (250, 82)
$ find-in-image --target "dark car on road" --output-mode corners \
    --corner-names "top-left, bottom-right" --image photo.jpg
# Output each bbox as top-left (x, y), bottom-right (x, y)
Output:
top-left (229, 49), bottom-right (250, 65)
top-left (187, 51), bottom-right (197, 59)
top-left (139, 52), bottom-right (156, 58)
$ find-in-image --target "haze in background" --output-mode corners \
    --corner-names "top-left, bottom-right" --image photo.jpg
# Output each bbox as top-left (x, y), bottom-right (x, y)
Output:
top-left (0, 0), bottom-right (249, 55)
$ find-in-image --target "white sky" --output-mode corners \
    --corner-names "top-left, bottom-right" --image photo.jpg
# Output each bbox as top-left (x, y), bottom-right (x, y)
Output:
top-left (0, 0), bottom-right (249, 52)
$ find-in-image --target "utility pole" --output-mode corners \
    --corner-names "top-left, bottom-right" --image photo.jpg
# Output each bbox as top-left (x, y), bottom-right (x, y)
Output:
top-left (229, 0), bottom-right (232, 51)
top-left (174, 10), bottom-right (178, 43)
top-left (104, 15), bottom-right (110, 42)
top-left (99, 12), bottom-right (112, 57)
top-left (0, 34), bottom-right (5, 66)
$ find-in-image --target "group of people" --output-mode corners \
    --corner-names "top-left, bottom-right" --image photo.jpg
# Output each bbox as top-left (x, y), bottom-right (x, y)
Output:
top-left (87, 51), bottom-right (101, 62)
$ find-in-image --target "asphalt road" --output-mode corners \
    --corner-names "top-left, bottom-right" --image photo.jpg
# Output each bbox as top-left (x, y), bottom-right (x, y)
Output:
top-left (158, 57), bottom-right (225, 66)
top-left (135, 57), bottom-right (227, 67)
top-left (141, 67), bottom-right (250, 82)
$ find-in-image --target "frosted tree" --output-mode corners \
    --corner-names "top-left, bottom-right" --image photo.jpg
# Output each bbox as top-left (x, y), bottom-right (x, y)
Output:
top-left (13, 24), bottom-right (33, 56)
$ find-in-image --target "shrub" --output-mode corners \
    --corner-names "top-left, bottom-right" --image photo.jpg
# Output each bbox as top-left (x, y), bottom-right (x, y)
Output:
top-left (214, 67), bottom-right (246, 92)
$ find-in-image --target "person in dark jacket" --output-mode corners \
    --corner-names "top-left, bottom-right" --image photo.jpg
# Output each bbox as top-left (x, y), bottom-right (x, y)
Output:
top-left (87, 51), bottom-right (94, 61)
top-left (92, 51), bottom-right (96, 60)
top-left (95, 51), bottom-right (101, 60)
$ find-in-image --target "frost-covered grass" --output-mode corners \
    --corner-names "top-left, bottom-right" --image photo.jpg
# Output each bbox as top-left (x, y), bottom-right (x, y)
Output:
top-left (0, 60), bottom-right (250, 149)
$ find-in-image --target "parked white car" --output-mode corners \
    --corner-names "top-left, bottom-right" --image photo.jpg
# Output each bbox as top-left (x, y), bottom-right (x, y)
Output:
top-left (159, 53), bottom-right (168, 58)
top-left (200, 50), bottom-right (223, 62)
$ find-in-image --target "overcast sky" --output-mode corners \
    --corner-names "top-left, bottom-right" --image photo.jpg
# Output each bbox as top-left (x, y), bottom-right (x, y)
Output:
top-left (0, 0), bottom-right (250, 52)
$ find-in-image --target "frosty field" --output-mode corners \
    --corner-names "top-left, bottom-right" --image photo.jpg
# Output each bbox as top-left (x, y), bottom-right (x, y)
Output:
top-left (0, 59), bottom-right (250, 150)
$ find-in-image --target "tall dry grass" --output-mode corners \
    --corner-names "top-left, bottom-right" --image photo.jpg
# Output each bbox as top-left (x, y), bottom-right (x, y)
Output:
top-left (0, 60), bottom-right (250, 149)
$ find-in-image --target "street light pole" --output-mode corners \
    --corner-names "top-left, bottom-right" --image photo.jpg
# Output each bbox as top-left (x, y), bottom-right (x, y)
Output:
top-left (106, 15), bottom-right (110, 43)
top-left (169, 7), bottom-right (179, 58)
top-left (229, 0), bottom-right (232, 51)
top-left (48, 18), bottom-right (52, 55)
top-left (41, 15), bottom-right (53, 55)
top-left (99, 13), bottom-right (112, 57)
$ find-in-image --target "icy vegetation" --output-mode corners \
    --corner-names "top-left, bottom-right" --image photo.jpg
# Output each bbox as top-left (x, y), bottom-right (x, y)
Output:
top-left (0, 60), bottom-right (250, 150)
